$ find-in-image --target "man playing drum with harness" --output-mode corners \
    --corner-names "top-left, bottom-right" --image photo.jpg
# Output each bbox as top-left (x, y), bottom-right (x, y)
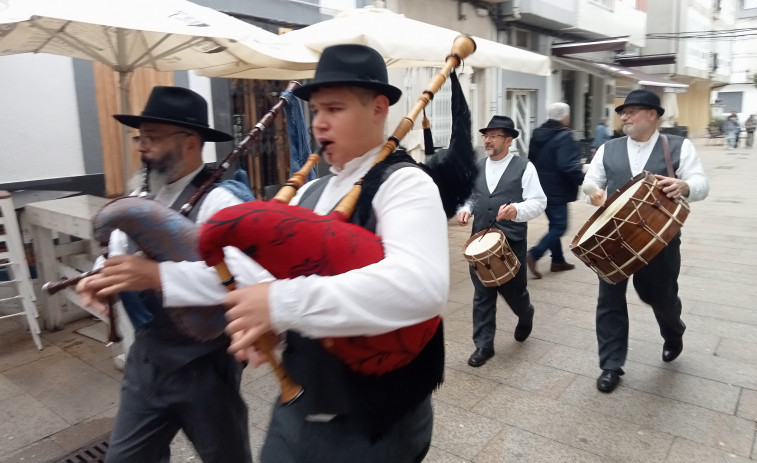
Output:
top-left (583, 89), bottom-right (709, 393)
top-left (457, 116), bottom-right (546, 367)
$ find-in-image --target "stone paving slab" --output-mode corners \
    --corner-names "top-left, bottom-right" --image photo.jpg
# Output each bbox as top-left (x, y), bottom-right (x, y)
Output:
top-left (665, 436), bottom-right (756, 463)
top-left (0, 393), bottom-right (69, 455)
top-left (471, 384), bottom-right (676, 463)
top-left (432, 400), bottom-right (506, 461)
top-left (473, 426), bottom-right (611, 463)
top-left (561, 375), bottom-right (754, 457)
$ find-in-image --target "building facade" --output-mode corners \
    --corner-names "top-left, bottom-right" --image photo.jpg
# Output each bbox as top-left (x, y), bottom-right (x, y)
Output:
top-left (644, 0), bottom-right (735, 136)
top-left (712, 0), bottom-right (757, 126)
top-left (488, 0), bottom-right (648, 146)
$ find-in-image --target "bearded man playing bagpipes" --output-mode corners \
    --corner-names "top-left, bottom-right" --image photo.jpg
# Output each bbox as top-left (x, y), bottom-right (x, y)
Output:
top-left (76, 86), bottom-right (266, 462)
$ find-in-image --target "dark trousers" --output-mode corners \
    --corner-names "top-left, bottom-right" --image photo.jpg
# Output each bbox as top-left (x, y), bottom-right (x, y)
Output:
top-left (105, 346), bottom-right (252, 463)
top-left (529, 203), bottom-right (569, 263)
top-left (261, 395), bottom-right (433, 463)
top-left (595, 236), bottom-right (686, 371)
top-left (470, 238), bottom-right (533, 349)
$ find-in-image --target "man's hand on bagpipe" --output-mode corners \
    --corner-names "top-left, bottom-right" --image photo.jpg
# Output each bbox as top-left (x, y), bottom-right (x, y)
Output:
top-left (79, 255), bottom-right (162, 298)
top-left (223, 281), bottom-right (273, 362)
top-left (76, 255), bottom-right (161, 317)
top-left (75, 276), bottom-right (109, 319)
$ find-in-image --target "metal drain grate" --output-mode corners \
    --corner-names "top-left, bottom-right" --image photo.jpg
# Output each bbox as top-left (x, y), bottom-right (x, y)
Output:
top-left (46, 433), bottom-right (110, 463)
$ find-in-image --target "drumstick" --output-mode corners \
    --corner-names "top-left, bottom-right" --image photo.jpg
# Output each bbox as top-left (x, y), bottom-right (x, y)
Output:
top-left (478, 201), bottom-right (511, 241)
top-left (582, 183), bottom-right (599, 196)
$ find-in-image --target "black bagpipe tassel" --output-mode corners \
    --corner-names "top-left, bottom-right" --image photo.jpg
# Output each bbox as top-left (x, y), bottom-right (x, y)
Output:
top-left (422, 109), bottom-right (435, 155)
top-left (421, 69), bottom-right (478, 218)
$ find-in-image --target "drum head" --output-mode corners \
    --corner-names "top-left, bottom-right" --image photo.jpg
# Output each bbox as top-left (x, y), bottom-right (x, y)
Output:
top-left (464, 230), bottom-right (503, 257)
top-left (575, 175), bottom-right (646, 246)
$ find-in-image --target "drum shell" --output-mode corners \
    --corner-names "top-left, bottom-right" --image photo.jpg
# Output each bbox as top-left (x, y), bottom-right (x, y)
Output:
top-left (570, 171), bottom-right (690, 284)
top-left (462, 229), bottom-right (520, 287)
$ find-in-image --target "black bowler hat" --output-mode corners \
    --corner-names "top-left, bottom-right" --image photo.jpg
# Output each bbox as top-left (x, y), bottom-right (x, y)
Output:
top-left (615, 89), bottom-right (665, 117)
top-left (114, 86), bottom-right (232, 142)
top-left (478, 115), bottom-right (519, 138)
top-left (293, 44), bottom-right (402, 105)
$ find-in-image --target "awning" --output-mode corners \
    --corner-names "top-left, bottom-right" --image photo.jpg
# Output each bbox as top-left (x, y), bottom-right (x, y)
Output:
top-left (551, 37), bottom-right (628, 56)
top-left (551, 56), bottom-right (613, 79)
top-left (552, 56), bottom-right (688, 90)
top-left (615, 53), bottom-right (676, 67)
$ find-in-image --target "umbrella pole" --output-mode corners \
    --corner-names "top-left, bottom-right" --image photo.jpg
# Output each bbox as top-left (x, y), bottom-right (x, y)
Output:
top-left (119, 72), bottom-right (133, 195)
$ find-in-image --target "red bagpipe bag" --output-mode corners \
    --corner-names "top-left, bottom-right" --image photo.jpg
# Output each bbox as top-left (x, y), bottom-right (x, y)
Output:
top-left (198, 199), bottom-right (440, 375)
top-left (198, 70), bottom-right (476, 376)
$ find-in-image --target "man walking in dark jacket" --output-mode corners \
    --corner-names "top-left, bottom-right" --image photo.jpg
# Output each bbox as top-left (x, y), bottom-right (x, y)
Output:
top-left (526, 102), bottom-right (585, 278)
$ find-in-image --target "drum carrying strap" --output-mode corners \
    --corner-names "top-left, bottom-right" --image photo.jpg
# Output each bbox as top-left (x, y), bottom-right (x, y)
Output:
top-left (660, 135), bottom-right (676, 178)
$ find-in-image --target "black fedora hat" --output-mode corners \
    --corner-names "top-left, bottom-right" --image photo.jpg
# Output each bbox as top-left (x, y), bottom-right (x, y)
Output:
top-left (293, 44), bottom-right (402, 105)
top-left (114, 86), bottom-right (232, 142)
top-left (479, 115), bottom-right (519, 138)
top-left (615, 89), bottom-right (665, 117)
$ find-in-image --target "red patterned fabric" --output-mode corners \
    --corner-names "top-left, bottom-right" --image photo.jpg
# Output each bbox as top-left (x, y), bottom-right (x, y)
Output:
top-left (198, 200), bottom-right (440, 375)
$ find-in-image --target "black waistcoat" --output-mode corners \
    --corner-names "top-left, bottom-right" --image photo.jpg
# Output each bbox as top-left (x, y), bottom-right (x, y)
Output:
top-left (602, 134), bottom-right (683, 194)
top-left (471, 155), bottom-right (528, 242)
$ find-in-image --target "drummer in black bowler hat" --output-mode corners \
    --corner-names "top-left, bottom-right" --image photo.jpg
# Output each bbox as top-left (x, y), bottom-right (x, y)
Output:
top-left (582, 89), bottom-right (709, 393)
top-left (222, 44), bottom-right (449, 462)
top-left (457, 115), bottom-right (546, 367)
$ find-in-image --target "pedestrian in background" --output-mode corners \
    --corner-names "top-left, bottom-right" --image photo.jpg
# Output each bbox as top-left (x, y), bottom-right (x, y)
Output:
top-left (745, 114), bottom-right (755, 148)
top-left (724, 112), bottom-right (740, 149)
top-left (526, 102), bottom-right (585, 279)
top-left (590, 116), bottom-right (612, 161)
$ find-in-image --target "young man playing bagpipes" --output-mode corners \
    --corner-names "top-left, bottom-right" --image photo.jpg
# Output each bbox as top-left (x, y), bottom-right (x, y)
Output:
top-left (220, 44), bottom-right (452, 462)
top-left (76, 86), bottom-right (267, 462)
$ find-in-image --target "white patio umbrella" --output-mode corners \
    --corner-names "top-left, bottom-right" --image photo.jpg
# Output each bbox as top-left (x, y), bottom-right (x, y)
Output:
top-left (199, 6), bottom-right (552, 79)
top-left (0, 0), bottom-right (317, 188)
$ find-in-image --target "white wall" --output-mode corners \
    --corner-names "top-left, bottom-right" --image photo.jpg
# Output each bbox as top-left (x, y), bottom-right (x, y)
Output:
top-left (0, 54), bottom-right (222, 186)
top-left (576, 1), bottom-right (646, 47)
top-left (0, 54), bottom-right (85, 184)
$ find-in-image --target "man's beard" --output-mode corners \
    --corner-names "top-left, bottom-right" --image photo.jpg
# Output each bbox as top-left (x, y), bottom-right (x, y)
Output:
top-left (128, 147), bottom-right (183, 195)
top-left (127, 167), bottom-right (170, 196)
top-left (149, 147), bottom-right (183, 178)
top-left (622, 124), bottom-right (633, 137)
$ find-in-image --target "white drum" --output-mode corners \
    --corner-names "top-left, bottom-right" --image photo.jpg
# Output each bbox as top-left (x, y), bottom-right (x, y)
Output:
top-left (462, 229), bottom-right (520, 287)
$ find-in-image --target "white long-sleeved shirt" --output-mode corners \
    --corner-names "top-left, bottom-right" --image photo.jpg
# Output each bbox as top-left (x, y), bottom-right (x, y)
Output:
top-left (263, 146), bottom-right (450, 338)
top-left (458, 154), bottom-right (547, 221)
top-left (583, 131), bottom-right (709, 203)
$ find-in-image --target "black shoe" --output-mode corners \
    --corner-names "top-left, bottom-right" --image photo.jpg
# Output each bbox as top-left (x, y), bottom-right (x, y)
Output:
top-left (514, 306), bottom-right (534, 342)
top-left (550, 261), bottom-right (576, 272)
top-left (662, 339), bottom-right (683, 362)
top-left (526, 253), bottom-right (542, 279)
top-left (596, 368), bottom-right (624, 393)
top-left (468, 347), bottom-right (494, 367)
